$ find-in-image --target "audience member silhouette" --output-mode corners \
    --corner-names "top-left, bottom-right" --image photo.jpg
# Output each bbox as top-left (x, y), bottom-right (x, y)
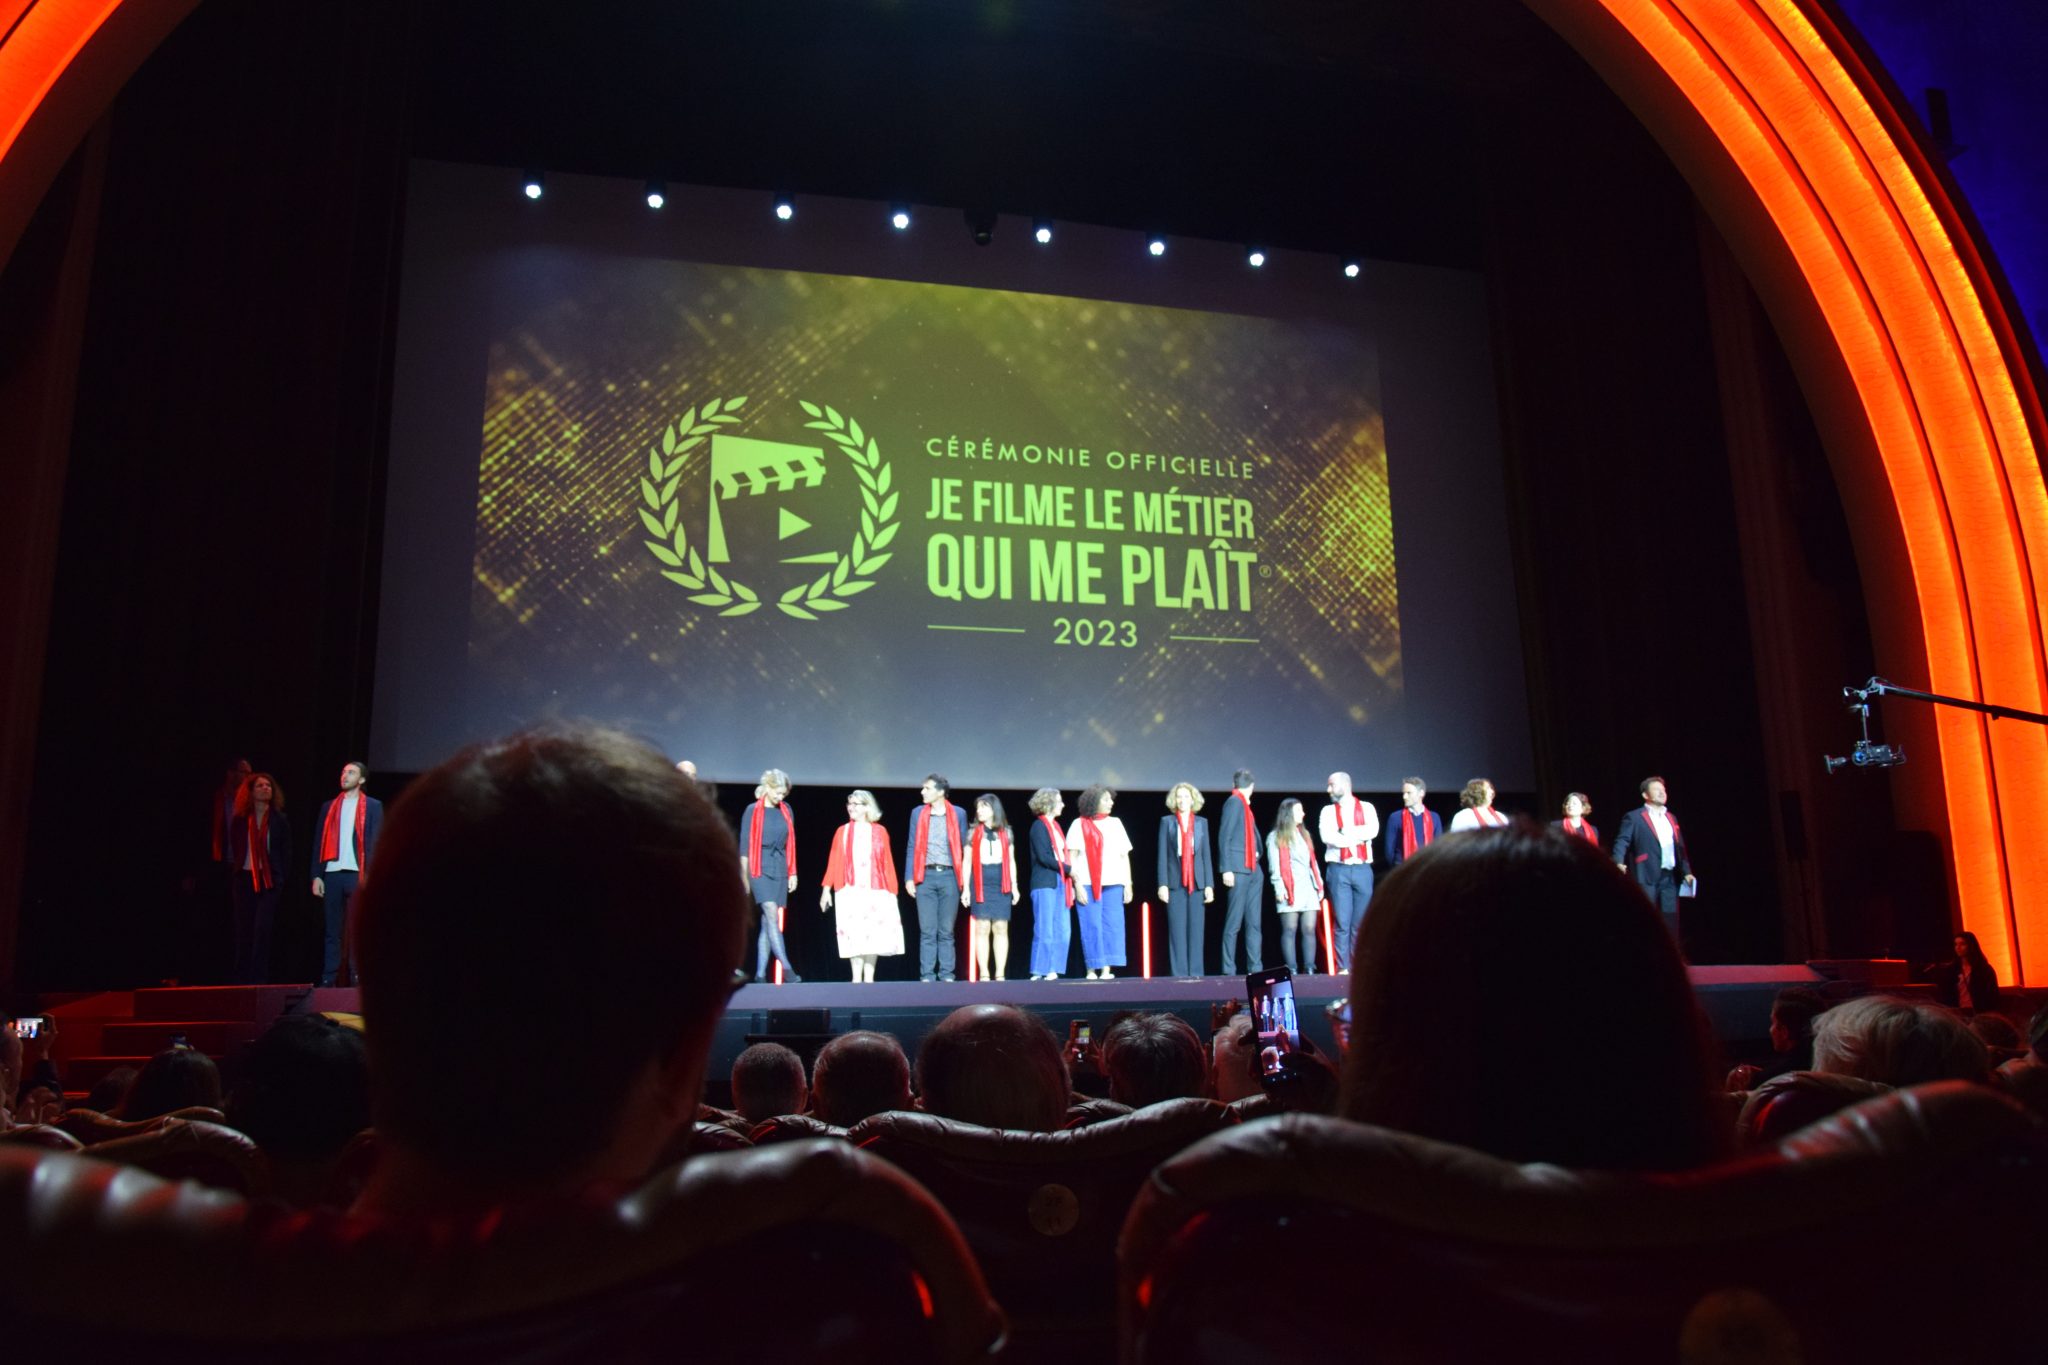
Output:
top-left (915, 1004), bottom-right (1069, 1132)
top-left (812, 1030), bottom-right (913, 1127)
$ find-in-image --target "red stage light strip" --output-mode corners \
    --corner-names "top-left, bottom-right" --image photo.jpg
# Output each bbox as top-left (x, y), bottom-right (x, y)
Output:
top-left (1140, 900), bottom-right (1152, 979)
top-left (0, 0), bottom-right (122, 166)
top-left (1320, 898), bottom-right (1335, 975)
top-left (771, 905), bottom-right (784, 986)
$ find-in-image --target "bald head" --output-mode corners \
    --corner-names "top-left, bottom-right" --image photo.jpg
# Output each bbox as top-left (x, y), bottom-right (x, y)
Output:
top-left (915, 1004), bottom-right (1068, 1132)
top-left (812, 1030), bottom-right (912, 1127)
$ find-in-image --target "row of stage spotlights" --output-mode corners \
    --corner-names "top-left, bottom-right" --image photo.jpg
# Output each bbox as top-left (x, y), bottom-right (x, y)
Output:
top-left (519, 171), bottom-right (1365, 278)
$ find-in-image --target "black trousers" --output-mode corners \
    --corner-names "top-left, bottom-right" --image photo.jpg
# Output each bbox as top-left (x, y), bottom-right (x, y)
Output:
top-left (319, 869), bottom-right (359, 985)
top-left (916, 868), bottom-right (960, 980)
top-left (1219, 870), bottom-right (1263, 974)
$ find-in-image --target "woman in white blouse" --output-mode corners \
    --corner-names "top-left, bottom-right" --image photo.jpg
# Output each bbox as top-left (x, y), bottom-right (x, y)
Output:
top-left (819, 789), bottom-right (904, 983)
top-left (1067, 784), bottom-right (1134, 981)
top-left (1448, 778), bottom-right (1510, 832)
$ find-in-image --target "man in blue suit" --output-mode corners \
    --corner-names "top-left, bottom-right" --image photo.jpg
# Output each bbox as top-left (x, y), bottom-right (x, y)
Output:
top-left (903, 774), bottom-right (972, 982)
top-left (1611, 775), bottom-right (1693, 948)
top-left (311, 760), bottom-right (383, 986)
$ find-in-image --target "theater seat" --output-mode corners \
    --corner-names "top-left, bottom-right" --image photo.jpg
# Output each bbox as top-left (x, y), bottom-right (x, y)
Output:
top-left (1063, 1097), bottom-right (1133, 1128)
top-left (0, 1137), bottom-right (1006, 1364)
top-left (56, 1105), bottom-right (229, 1144)
top-left (1118, 1083), bottom-right (2048, 1365)
top-left (82, 1118), bottom-right (270, 1197)
top-left (1997, 1055), bottom-right (2048, 1119)
top-left (0, 1124), bottom-right (85, 1151)
top-left (1735, 1070), bottom-right (1892, 1145)
top-left (853, 1098), bottom-right (1235, 1357)
top-left (753, 1113), bottom-right (853, 1144)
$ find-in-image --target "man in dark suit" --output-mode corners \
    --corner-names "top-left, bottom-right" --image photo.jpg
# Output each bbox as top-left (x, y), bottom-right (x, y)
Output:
top-left (311, 760), bottom-right (384, 986)
top-left (1216, 769), bottom-right (1262, 974)
top-left (1382, 777), bottom-right (1442, 873)
top-left (1611, 774), bottom-right (1693, 946)
top-left (903, 774), bottom-right (972, 982)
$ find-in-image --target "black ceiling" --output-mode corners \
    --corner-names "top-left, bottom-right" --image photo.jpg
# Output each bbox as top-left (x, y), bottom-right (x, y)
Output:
top-left (403, 0), bottom-right (1609, 268)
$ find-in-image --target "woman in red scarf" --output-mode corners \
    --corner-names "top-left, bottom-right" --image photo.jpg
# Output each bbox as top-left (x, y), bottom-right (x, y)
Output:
top-left (1555, 792), bottom-right (1600, 847)
top-left (741, 768), bottom-right (801, 983)
top-left (1264, 798), bottom-right (1323, 974)
top-left (1066, 784), bottom-right (1134, 980)
top-left (819, 789), bottom-right (903, 983)
top-left (967, 794), bottom-right (1021, 981)
top-left (1449, 778), bottom-right (1510, 832)
top-left (1155, 782), bottom-right (1215, 978)
top-left (228, 773), bottom-right (291, 983)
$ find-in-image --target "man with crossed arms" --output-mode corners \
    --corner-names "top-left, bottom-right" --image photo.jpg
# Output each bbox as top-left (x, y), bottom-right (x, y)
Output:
top-left (1320, 771), bottom-right (1379, 974)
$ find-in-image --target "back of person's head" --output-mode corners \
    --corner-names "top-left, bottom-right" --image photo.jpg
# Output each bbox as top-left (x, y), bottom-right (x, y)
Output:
top-left (2030, 1002), bottom-right (2048, 1062)
top-left (225, 1014), bottom-right (370, 1161)
top-left (121, 1048), bottom-right (222, 1121)
top-left (730, 1042), bottom-right (808, 1124)
top-left (1812, 995), bottom-right (1990, 1086)
top-left (86, 1066), bottom-right (138, 1113)
top-left (1770, 986), bottom-right (1827, 1048)
top-left (915, 1004), bottom-right (1068, 1131)
top-left (1969, 1013), bottom-right (2022, 1051)
top-left (1341, 822), bottom-right (1721, 1171)
top-left (811, 1030), bottom-right (912, 1126)
top-left (1211, 1013), bottom-right (1261, 1104)
top-left (356, 724), bottom-right (747, 1196)
top-left (1101, 1012), bottom-right (1208, 1108)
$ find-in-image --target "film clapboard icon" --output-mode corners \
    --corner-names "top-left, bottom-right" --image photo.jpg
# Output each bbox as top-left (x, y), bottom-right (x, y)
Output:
top-left (706, 435), bottom-right (833, 564)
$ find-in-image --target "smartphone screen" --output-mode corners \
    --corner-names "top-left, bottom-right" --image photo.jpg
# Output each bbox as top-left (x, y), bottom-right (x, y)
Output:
top-left (8, 1017), bottom-right (41, 1040)
top-left (1244, 968), bottom-right (1301, 1080)
top-left (1077, 1024), bottom-right (1092, 1045)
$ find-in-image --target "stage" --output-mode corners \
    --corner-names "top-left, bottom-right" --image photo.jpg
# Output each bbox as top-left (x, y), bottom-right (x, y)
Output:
top-left (43, 965), bottom-right (1836, 1098)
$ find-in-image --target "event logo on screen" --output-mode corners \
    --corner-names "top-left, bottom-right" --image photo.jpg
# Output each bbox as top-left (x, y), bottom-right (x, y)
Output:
top-left (635, 396), bottom-right (901, 621)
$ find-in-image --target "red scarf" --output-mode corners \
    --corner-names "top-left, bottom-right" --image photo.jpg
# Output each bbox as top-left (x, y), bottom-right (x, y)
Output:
top-left (320, 791), bottom-right (367, 866)
top-left (1474, 807), bottom-right (1507, 828)
top-left (911, 800), bottom-right (964, 877)
top-left (1040, 815), bottom-right (1074, 906)
top-left (1333, 797), bottom-right (1367, 863)
top-left (1081, 816), bottom-right (1108, 897)
top-left (825, 822), bottom-right (897, 893)
top-left (747, 799), bottom-right (796, 878)
top-left (1401, 807), bottom-right (1435, 858)
top-left (1564, 818), bottom-right (1597, 845)
top-left (1277, 830), bottom-right (1323, 904)
top-left (970, 826), bottom-right (1013, 901)
top-left (245, 809), bottom-right (273, 892)
top-left (1231, 790), bottom-right (1256, 866)
top-left (1177, 812), bottom-right (1196, 890)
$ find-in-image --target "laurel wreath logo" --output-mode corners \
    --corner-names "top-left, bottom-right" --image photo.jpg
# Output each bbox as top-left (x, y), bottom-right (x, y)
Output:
top-left (636, 397), bottom-right (899, 620)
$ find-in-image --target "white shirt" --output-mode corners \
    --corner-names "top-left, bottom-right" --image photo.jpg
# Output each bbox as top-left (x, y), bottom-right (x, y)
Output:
top-left (1067, 816), bottom-right (1134, 893)
top-left (1449, 807), bottom-right (1509, 833)
top-left (1319, 797), bottom-right (1379, 864)
top-left (323, 792), bottom-right (361, 874)
top-left (1645, 806), bottom-right (1677, 870)
top-left (849, 822), bottom-right (878, 890)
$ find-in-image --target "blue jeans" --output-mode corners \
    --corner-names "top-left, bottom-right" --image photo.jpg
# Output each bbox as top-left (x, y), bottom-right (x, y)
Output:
top-left (1029, 886), bottom-right (1071, 976)
top-left (1077, 885), bottom-right (1126, 970)
top-left (916, 869), bottom-right (960, 980)
top-left (1326, 862), bottom-right (1373, 972)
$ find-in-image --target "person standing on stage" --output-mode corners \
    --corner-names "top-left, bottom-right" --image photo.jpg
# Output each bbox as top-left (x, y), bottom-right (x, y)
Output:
top-left (967, 794), bottom-right (1021, 982)
top-left (1026, 788), bottom-right (1075, 980)
top-left (741, 769), bottom-right (801, 983)
top-left (1612, 775), bottom-right (1693, 946)
top-left (1319, 772), bottom-right (1378, 973)
top-left (310, 760), bottom-right (383, 987)
top-left (1556, 792), bottom-right (1600, 847)
top-left (1266, 798), bottom-right (1325, 975)
top-left (1449, 778), bottom-right (1510, 832)
top-left (1217, 770), bottom-right (1262, 974)
top-left (1382, 777), bottom-right (1441, 873)
top-left (1068, 784), bottom-right (1135, 981)
top-left (819, 789), bottom-right (903, 984)
top-left (1156, 782), bottom-right (1216, 978)
top-left (904, 774), bottom-right (972, 982)
top-left (228, 772), bottom-right (291, 983)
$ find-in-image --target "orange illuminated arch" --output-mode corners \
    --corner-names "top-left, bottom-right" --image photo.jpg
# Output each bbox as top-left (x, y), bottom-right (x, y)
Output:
top-left (5, 0), bottom-right (2046, 978)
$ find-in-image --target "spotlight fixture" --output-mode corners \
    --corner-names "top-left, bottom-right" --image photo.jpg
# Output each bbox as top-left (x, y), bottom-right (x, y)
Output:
top-left (1342, 258), bottom-right (1361, 278)
top-left (645, 180), bottom-right (666, 210)
top-left (773, 194), bottom-right (795, 221)
top-left (965, 208), bottom-right (997, 246)
top-left (521, 170), bottom-right (544, 200)
top-left (890, 205), bottom-right (912, 231)
top-left (1147, 236), bottom-right (1167, 258)
top-left (1247, 248), bottom-right (1267, 269)
top-left (1032, 219), bottom-right (1054, 245)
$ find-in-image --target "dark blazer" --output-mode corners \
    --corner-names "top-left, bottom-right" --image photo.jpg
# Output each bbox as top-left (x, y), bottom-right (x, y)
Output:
top-left (1553, 817), bottom-right (1601, 850)
top-left (1156, 814), bottom-right (1215, 893)
top-left (228, 809), bottom-right (292, 889)
top-left (1611, 806), bottom-right (1690, 886)
top-left (1929, 959), bottom-right (2003, 1015)
top-left (903, 802), bottom-right (973, 886)
top-left (310, 792), bottom-right (384, 877)
top-left (1382, 806), bottom-right (1443, 869)
top-left (1216, 791), bottom-right (1260, 873)
top-left (1027, 817), bottom-right (1068, 892)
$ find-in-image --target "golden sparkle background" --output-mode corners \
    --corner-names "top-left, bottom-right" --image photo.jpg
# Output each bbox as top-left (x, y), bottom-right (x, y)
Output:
top-left (470, 260), bottom-right (1398, 789)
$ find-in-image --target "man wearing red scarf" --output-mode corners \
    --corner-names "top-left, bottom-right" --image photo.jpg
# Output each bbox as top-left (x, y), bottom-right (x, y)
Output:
top-left (1319, 771), bottom-right (1379, 974)
top-left (1381, 778), bottom-right (1442, 873)
top-left (311, 760), bottom-right (383, 986)
top-left (902, 774), bottom-right (971, 982)
top-left (1612, 775), bottom-right (1694, 948)
top-left (1216, 769), bottom-right (1263, 974)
